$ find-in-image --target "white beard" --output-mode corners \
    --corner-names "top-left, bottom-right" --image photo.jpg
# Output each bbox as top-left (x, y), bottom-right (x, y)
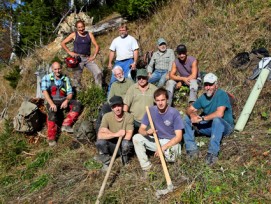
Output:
top-left (116, 76), bottom-right (125, 82)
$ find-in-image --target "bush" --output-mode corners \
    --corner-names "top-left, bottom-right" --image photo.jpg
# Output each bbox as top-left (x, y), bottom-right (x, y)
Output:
top-left (3, 66), bottom-right (21, 89)
top-left (77, 86), bottom-right (106, 120)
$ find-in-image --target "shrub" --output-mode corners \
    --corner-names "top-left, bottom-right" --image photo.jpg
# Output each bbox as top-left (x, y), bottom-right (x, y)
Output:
top-left (3, 66), bottom-right (21, 89)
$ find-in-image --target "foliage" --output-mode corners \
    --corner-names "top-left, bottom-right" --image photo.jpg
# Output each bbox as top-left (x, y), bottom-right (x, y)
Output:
top-left (115, 0), bottom-right (161, 19)
top-left (77, 86), bottom-right (106, 120)
top-left (3, 65), bottom-right (21, 88)
top-left (173, 85), bottom-right (190, 108)
top-left (0, 119), bottom-right (28, 172)
top-left (29, 174), bottom-right (50, 192)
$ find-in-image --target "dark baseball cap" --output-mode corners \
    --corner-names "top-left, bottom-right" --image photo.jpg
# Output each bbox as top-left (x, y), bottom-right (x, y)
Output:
top-left (176, 44), bottom-right (187, 54)
top-left (109, 95), bottom-right (123, 107)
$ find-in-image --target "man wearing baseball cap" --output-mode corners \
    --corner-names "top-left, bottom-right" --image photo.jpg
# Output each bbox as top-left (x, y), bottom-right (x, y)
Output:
top-left (166, 44), bottom-right (201, 106)
top-left (147, 38), bottom-right (175, 87)
top-left (183, 73), bottom-right (234, 165)
top-left (124, 69), bottom-right (157, 133)
top-left (95, 95), bottom-right (134, 168)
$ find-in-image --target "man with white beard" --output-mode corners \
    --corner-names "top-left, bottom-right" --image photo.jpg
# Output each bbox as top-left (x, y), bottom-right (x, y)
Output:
top-left (95, 66), bottom-right (134, 133)
top-left (108, 66), bottom-right (134, 100)
top-left (183, 73), bottom-right (234, 165)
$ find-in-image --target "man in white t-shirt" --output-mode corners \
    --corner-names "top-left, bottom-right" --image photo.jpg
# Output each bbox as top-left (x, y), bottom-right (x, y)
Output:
top-left (107, 23), bottom-right (139, 94)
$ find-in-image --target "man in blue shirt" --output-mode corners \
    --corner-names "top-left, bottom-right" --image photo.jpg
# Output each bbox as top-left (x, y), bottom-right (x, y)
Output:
top-left (133, 87), bottom-right (184, 172)
top-left (41, 62), bottom-right (82, 147)
top-left (183, 73), bottom-right (234, 165)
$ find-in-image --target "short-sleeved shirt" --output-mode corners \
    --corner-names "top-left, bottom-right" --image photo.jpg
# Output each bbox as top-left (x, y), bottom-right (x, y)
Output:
top-left (193, 89), bottom-right (234, 126)
top-left (109, 35), bottom-right (139, 61)
top-left (124, 83), bottom-right (157, 122)
top-left (108, 78), bottom-right (134, 101)
top-left (100, 111), bottom-right (134, 132)
top-left (141, 106), bottom-right (184, 140)
top-left (41, 73), bottom-right (72, 95)
top-left (147, 49), bottom-right (175, 73)
top-left (175, 56), bottom-right (199, 78)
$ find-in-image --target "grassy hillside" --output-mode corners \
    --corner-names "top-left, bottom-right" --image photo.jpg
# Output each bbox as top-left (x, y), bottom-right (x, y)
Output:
top-left (0, 0), bottom-right (271, 203)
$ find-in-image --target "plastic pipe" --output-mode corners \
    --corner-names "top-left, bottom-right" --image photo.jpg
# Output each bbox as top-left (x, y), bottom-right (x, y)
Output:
top-left (235, 68), bottom-right (270, 132)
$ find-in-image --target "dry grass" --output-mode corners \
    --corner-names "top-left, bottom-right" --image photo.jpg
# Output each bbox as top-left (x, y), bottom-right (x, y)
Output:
top-left (0, 0), bottom-right (271, 203)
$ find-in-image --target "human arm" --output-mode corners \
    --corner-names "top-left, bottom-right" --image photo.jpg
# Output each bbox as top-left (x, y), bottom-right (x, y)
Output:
top-left (201, 106), bottom-right (226, 121)
top-left (61, 32), bottom-right (77, 57)
top-left (123, 104), bottom-right (129, 112)
top-left (138, 123), bottom-right (157, 136)
top-left (154, 129), bottom-right (183, 157)
top-left (88, 32), bottom-right (99, 61)
top-left (98, 128), bottom-right (126, 140)
top-left (60, 93), bottom-right (73, 109)
top-left (147, 54), bottom-right (155, 76)
top-left (187, 60), bottom-right (198, 80)
top-left (108, 50), bottom-right (115, 69)
top-left (42, 90), bottom-right (57, 112)
top-left (130, 49), bottom-right (139, 70)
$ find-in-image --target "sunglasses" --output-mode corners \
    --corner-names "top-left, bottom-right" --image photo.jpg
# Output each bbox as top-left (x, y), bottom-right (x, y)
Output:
top-left (204, 82), bottom-right (215, 86)
top-left (137, 76), bottom-right (147, 80)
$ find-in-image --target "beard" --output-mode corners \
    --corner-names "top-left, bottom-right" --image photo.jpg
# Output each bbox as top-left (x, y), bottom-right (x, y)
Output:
top-left (116, 76), bottom-right (125, 82)
top-left (120, 34), bottom-right (128, 38)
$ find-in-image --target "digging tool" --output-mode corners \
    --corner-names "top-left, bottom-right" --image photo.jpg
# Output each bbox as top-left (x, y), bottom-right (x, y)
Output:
top-left (146, 106), bottom-right (174, 198)
top-left (95, 136), bottom-right (122, 204)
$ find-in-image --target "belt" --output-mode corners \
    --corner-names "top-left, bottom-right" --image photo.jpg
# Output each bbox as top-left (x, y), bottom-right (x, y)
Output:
top-left (78, 54), bottom-right (90, 57)
top-left (118, 58), bottom-right (133, 62)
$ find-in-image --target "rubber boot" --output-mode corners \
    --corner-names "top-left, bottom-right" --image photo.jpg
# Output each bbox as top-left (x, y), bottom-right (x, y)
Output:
top-left (47, 120), bottom-right (57, 141)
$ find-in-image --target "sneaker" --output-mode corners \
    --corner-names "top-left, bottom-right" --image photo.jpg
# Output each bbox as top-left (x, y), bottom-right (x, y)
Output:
top-left (141, 164), bottom-right (153, 179)
top-left (48, 140), bottom-right (56, 147)
top-left (205, 153), bottom-right (218, 165)
top-left (61, 126), bottom-right (74, 133)
top-left (186, 150), bottom-right (199, 160)
top-left (94, 154), bottom-right (111, 165)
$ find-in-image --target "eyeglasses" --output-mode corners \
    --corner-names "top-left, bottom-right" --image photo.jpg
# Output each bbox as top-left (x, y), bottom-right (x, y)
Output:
top-left (204, 82), bottom-right (215, 86)
top-left (137, 76), bottom-right (147, 80)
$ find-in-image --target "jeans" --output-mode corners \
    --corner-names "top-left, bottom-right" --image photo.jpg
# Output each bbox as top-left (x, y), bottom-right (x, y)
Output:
top-left (148, 69), bottom-right (167, 87)
top-left (183, 115), bottom-right (234, 156)
top-left (133, 134), bottom-right (181, 170)
top-left (107, 58), bottom-right (134, 96)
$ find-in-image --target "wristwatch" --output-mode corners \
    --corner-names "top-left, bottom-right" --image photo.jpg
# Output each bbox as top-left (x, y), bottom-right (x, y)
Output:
top-left (201, 116), bottom-right (205, 121)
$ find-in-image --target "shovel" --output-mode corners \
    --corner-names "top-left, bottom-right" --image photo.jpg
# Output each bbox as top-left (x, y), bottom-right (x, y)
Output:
top-left (95, 136), bottom-right (122, 204)
top-left (146, 106), bottom-right (174, 198)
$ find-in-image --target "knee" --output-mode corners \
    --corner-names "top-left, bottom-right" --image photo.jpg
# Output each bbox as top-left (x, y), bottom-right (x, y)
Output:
top-left (96, 139), bottom-right (107, 150)
top-left (189, 79), bottom-right (198, 90)
top-left (132, 133), bottom-right (143, 143)
top-left (122, 139), bottom-right (133, 154)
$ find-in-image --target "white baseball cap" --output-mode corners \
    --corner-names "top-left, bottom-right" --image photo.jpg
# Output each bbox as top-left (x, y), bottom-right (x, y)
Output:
top-left (203, 73), bottom-right (218, 83)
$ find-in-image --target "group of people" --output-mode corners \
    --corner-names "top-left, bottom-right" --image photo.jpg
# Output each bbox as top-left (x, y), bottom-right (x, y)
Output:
top-left (40, 20), bottom-right (234, 173)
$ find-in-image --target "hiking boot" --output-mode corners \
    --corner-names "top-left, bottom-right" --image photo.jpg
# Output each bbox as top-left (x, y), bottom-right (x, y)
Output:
top-left (94, 154), bottom-right (111, 165)
top-left (141, 164), bottom-right (153, 179)
top-left (186, 150), bottom-right (199, 160)
top-left (205, 153), bottom-right (218, 166)
top-left (121, 155), bottom-right (130, 165)
top-left (61, 125), bottom-right (74, 133)
top-left (48, 140), bottom-right (56, 147)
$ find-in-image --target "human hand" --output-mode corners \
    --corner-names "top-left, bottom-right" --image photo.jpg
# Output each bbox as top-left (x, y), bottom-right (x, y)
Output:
top-left (49, 103), bottom-right (57, 112)
top-left (176, 82), bottom-right (182, 89)
top-left (191, 115), bottom-right (202, 123)
top-left (88, 55), bottom-right (96, 62)
top-left (130, 63), bottom-right (136, 70)
top-left (116, 129), bottom-right (126, 137)
top-left (60, 100), bottom-right (69, 109)
top-left (154, 145), bottom-right (167, 157)
top-left (108, 63), bottom-right (113, 70)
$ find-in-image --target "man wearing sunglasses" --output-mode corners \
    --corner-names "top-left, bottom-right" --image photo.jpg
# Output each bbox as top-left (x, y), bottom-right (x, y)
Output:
top-left (166, 44), bottom-right (200, 106)
top-left (183, 73), bottom-right (234, 165)
top-left (124, 69), bottom-right (157, 133)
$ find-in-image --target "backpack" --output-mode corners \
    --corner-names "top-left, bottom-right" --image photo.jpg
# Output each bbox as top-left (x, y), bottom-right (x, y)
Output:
top-left (13, 100), bottom-right (43, 133)
top-left (73, 120), bottom-right (96, 143)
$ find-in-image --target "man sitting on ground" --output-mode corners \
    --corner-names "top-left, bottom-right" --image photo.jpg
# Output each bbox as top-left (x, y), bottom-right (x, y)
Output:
top-left (95, 65), bottom-right (134, 133)
top-left (124, 69), bottom-right (157, 133)
top-left (147, 38), bottom-right (175, 87)
top-left (166, 44), bottom-right (200, 106)
top-left (41, 62), bottom-right (82, 147)
top-left (133, 87), bottom-right (184, 173)
top-left (95, 96), bottom-right (134, 167)
top-left (183, 73), bottom-right (234, 165)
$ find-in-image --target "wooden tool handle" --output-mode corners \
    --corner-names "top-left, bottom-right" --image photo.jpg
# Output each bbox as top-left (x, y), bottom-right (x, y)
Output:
top-left (146, 106), bottom-right (173, 187)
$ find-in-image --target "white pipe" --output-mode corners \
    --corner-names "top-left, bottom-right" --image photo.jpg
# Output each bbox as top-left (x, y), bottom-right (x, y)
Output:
top-left (234, 68), bottom-right (270, 132)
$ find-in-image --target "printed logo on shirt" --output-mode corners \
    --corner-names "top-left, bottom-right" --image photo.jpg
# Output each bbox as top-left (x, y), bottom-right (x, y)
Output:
top-left (164, 120), bottom-right (171, 126)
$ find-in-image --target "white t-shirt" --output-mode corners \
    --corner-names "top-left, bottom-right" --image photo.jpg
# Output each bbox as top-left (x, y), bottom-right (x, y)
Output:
top-left (109, 35), bottom-right (139, 61)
